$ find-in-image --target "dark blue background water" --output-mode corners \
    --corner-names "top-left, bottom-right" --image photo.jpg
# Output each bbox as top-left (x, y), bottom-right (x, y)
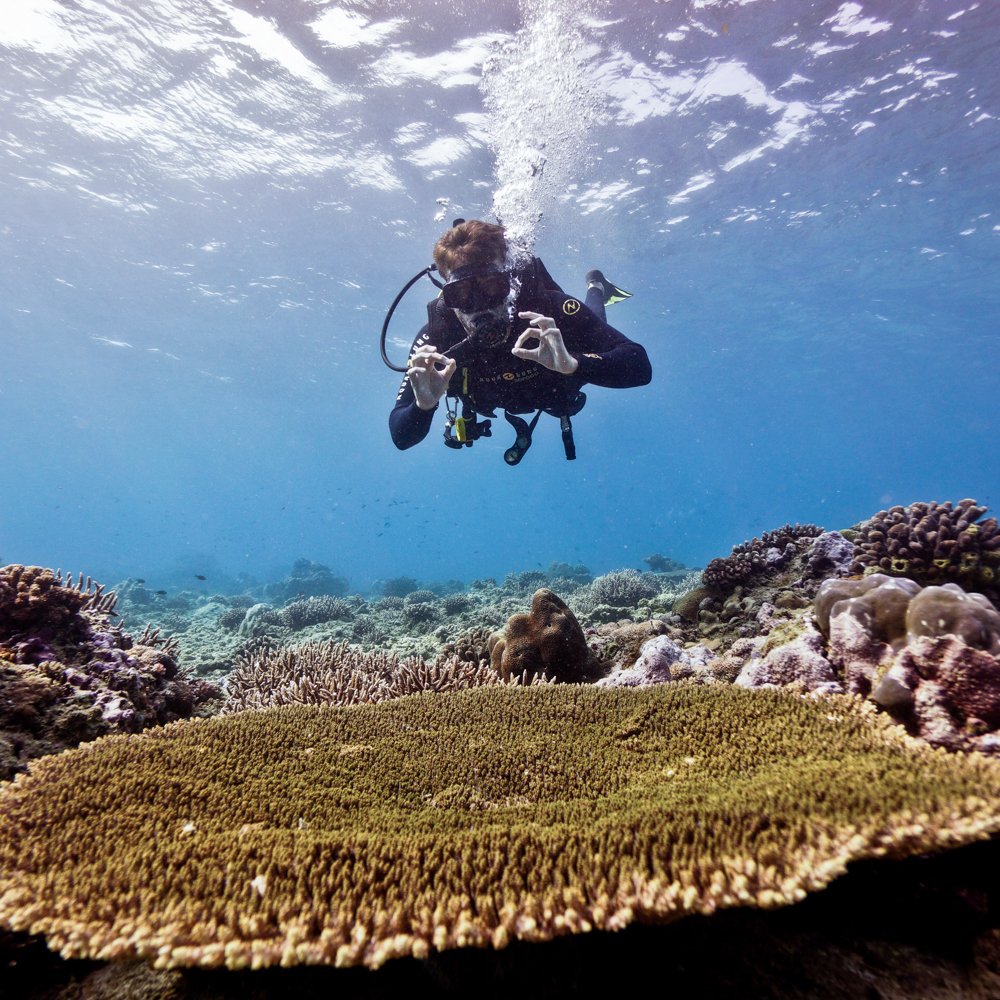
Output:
top-left (2, 0), bottom-right (998, 592)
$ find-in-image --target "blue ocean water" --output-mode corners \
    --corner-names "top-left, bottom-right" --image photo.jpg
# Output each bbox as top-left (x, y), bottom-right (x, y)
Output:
top-left (2, 0), bottom-right (997, 594)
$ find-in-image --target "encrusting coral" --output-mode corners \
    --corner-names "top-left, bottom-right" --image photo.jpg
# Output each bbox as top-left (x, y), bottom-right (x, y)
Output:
top-left (849, 499), bottom-right (1000, 589)
top-left (489, 589), bottom-right (601, 683)
top-left (4, 685), bottom-right (1000, 972)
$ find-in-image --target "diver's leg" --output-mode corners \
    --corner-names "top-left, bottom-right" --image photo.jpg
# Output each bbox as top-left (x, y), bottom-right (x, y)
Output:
top-left (584, 282), bottom-right (607, 323)
top-left (585, 270), bottom-right (632, 322)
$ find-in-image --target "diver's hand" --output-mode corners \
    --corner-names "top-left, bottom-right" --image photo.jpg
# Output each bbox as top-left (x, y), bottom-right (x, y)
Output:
top-left (408, 345), bottom-right (456, 410)
top-left (513, 312), bottom-right (579, 375)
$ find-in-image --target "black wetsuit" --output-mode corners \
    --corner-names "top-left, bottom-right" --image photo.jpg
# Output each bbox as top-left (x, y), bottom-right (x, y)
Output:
top-left (389, 259), bottom-right (651, 451)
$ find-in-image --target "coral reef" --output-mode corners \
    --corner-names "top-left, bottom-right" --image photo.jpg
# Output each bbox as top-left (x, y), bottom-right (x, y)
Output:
top-left (381, 576), bottom-right (419, 599)
top-left (264, 559), bottom-right (349, 605)
top-left (702, 523), bottom-right (824, 589)
top-left (4, 686), bottom-right (1000, 972)
top-left (0, 565), bottom-right (221, 780)
top-left (218, 606), bottom-right (247, 631)
top-left (849, 499), bottom-right (1000, 589)
top-left (223, 639), bottom-right (538, 713)
top-left (642, 553), bottom-right (687, 573)
top-left (589, 568), bottom-right (660, 608)
top-left (490, 589), bottom-right (601, 683)
top-left (805, 531), bottom-right (856, 579)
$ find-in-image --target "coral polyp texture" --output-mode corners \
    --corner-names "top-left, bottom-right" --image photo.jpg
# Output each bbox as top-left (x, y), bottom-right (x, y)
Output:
top-left (3, 685), bottom-right (1000, 972)
top-left (701, 524), bottom-right (824, 589)
top-left (850, 499), bottom-right (1000, 588)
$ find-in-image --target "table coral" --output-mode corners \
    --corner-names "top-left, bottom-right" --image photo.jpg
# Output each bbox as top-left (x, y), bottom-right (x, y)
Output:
top-left (4, 686), bottom-right (1000, 972)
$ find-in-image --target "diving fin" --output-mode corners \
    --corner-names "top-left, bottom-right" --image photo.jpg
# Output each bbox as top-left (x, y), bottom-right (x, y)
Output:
top-left (585, 269), bottom-right (632, 306)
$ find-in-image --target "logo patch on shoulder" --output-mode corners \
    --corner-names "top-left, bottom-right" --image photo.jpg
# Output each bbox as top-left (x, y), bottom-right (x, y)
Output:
top-left (562, 299), bottom-right (581, 316)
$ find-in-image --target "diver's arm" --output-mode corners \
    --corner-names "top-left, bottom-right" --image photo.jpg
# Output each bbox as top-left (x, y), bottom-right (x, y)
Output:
top-left (568, 309), bottom-right (652, 388)
top-left (389, 380), bottom-right (436, 450)
top-left (572, 339), bottom-right (651, 388)
top-left (389, 328), bottom-right (453, 450)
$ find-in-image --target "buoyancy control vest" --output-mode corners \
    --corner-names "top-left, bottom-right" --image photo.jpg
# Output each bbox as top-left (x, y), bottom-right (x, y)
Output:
top-left (426, 258), bottom-right (586, 464)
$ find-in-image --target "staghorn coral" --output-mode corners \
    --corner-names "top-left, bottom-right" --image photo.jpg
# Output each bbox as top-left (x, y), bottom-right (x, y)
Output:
top-left (442, 592), bottom-right (474, 615)
top-left (370, 596), bottom-right (404, 613)
top-left (224, 638), bottom-right (541, 713)
top-left (702, 523), bottom-right (824, 589)
top-left (490, 589), bottom-right (601, 683)
top-left (279, 596), bottom-right (352, 631)
top-left (849, 500), bottom-right (1000, 588)
top-left (0, 565), bottom-right (117, 645)
top-left (4, 686), bottom-right (1000, 972)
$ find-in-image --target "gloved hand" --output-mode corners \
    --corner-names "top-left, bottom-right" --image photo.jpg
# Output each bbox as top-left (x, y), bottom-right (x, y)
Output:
top-left (512, 312), bottom-right (579, 374)
top-left (407, 345), bottom-right (457, 410)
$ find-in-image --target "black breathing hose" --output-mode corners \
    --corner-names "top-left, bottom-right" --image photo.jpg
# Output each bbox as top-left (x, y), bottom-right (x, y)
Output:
top-left (379, 265), bottom-right (441, 372)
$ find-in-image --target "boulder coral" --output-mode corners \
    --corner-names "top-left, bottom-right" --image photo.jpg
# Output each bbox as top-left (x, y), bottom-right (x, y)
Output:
top-left (4, 686), bottom-right (1000, 971)
top-left (489, 589), bottom-right (600, 682)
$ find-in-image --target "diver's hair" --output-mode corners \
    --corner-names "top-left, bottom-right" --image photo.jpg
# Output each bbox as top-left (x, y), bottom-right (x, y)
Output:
top-left (433, 220), bottom-right (507, 279)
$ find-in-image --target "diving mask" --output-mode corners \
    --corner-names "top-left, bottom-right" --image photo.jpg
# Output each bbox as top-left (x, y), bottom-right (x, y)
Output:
top-left (441, 263), bottom-right (511, 313)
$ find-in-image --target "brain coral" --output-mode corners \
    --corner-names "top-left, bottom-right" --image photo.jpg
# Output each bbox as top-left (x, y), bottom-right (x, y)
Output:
top-left (490, 589), bottom-right (600, 682)
top-left (850, 499), bottom-right (1000, 588)
top-left (3, 686), bottom-right (1000, 972)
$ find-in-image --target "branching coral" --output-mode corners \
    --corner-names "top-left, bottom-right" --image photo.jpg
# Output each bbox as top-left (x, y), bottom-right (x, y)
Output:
top-left (224, 638), bottom-right (538, 713)
top-left (4, 686), bottom-right (1000, 972)
top-left (702, 524), bottom-right (824, 589)
top-left (589, 569), bottom-right (659, 608)
top-left (279, 596), bottom-right (352, 631)
top-left (850, 500), bottom-right (1000, 588)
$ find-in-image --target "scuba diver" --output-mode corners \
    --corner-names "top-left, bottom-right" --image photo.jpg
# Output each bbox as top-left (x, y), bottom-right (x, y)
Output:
top-left (386, 219), bottom-right (651, 465)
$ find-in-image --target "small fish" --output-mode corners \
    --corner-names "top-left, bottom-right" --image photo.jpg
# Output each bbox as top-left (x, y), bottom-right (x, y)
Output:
top-left (297, 591), bottom-right (306, 596)
top-left (135, 578), bottom-right (145, 584)
top-left (194, 575), bottom-right (207, 581)
top-left (721, 22), bottom-right (728, 33)
top-left (155, 590), bottom-right (167, 596)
